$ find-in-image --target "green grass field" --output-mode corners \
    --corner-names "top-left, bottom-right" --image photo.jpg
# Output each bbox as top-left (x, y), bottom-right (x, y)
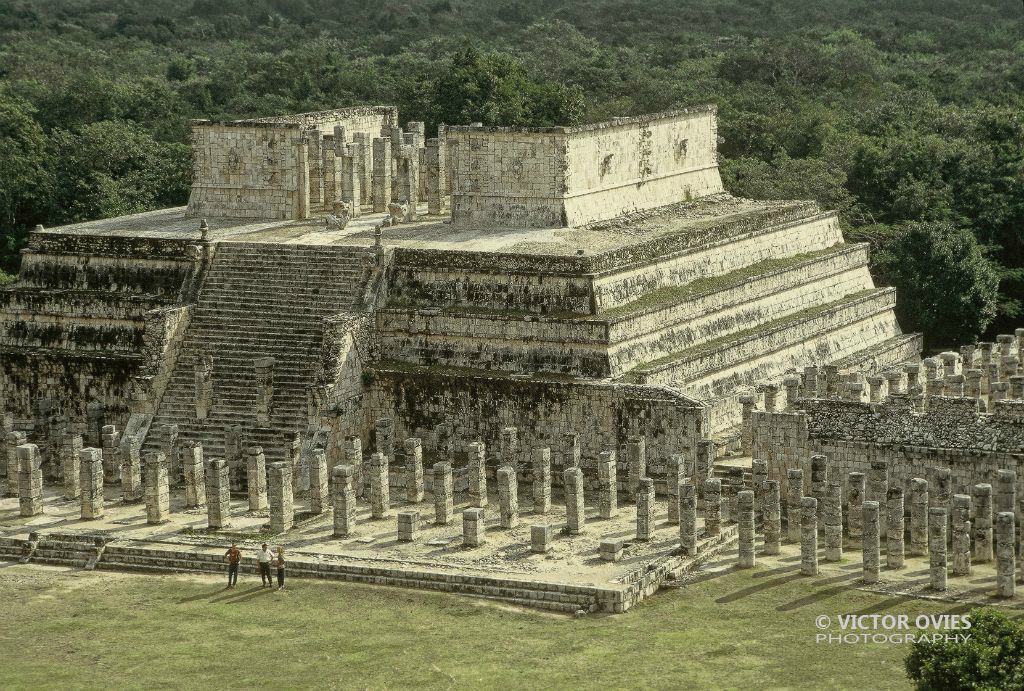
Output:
top-left (0, 562), bottom-right (974, 690)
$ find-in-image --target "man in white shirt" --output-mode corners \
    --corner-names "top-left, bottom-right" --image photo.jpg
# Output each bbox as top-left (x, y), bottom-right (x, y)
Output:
top-left (257, 543), bottom-right (274, 587)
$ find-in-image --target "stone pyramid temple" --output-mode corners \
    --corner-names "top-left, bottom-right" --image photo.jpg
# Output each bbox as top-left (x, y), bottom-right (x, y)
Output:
top-left (0, 104), bottom-right (920, 483)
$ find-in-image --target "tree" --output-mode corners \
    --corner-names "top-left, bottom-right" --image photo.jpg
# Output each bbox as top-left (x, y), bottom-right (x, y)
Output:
top-left (905, 609), bottom-right (1024, 689)
top-left (0, 93), bottom-right (48, 274)
top-left (851, 221), bottom-right (1000, 347)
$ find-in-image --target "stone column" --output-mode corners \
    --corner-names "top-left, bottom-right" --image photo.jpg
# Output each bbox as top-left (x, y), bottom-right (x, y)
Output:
top-left (703, 478), bottom-right (722, 537)
top-left (996, 469), bottom-right (1017, 516)
top-left (309, 449), bottom-right (329, 514)
top-left (868, 460), bottom-right (889, 537)
top-left (786, 468), bottom-right (804, 542)
top-left (500, 426), bottom-right (518, 470)
top-left (1017, 327), bottom-right (1024, 356)
top-left (531, 524), bottom-right (552, 554)
top-left (823, 480), bottom-right (843, 562)
top-left (564, 467), bottom-right (584, 534)
top-left (497, 466), bottom-right (519, 529)
top-left (636, 478), bottom-right (655, 541)
top-left (425, 138), bottom-right (447, 215)
top-left (961, 344), bottom-right (976, 369)
top-left (883, 370), bottom-right (904, 396)
top-left (1001, 355), bottom-right (1019, 381)
top-left (183, 442), bottom-right (206, 510)
top-left (866, 375), bottom-right (885, 403)
top-left (846, 472), bottom-right (865, 548)
top-left (532, 447), bottom-right (551, 514)
top-left (463, 507), bottom-right (486, 547)
top-left (433, 462), bottom-right (454, 525)
top-left (78, 448), bottom-right (104, 520)
top-left (60, 432), bottom-right (82, 500)
top-left (846, 382), bottom-right (865, 402)
top-left (810, 455), bottom-right (828, 523)
top-left (887, 486), bottom-right (905, 569)
top-left (929, 507), bottom-right (948, 591)
top-left (965, 369), bottom-right (983, 398)
top-left (909, 478), bottom-right (929, 556)
top-left (369, 452), bottom-right (390, 519)
top-left (973, 483), bottom-right (994, 563)
top-left (143, 452), bottom-right (169, 524)
top-left (344, 436), bottom-right (363, 498)
top-left (245, 446), bottom-right (268, 511)
top-left (467, 441), bottom-right (487, 507)
top-left (121, 436), bottom-right (142, 502)
top-left (752, 459), bottom-right (768, 522)
top-left (696, 440), bottom-right (715, 498)
top-left (374, 417), bottom-right (395, 465)
top-left (666, 453), bottom-right (683, 524)
top-left (863, 501), bottom-right (880, 584)
top-left (371, 137), bottom-right (392, 212)
top-left (205, 459), bottom-right (231, 529)
top-left (626, 436), bottom-right (646, 498)
top-left (763, 480), bottom-right (781, 555)
top-left (5, 431), bottom-right (26, 497)
top-left (397, 511), bottom-right (418, 542)
top-left (402, 438), bottom-right (423, 504)
top-left (951, 494), bottom-right (972, 577)
top-left (282, 432), bottom-right (301, 478)
top-left (194, 353), bottom-right (213, 420)
top-left (17, 444), bottom-right (42, 516)
top-left (904, 362), bottom-right (922, 394)
top-left (267, 462), bottom-right (294, 534)
top-left (739, 393), bottom-right (757, 454)
top-left (98, 424), bottom-right (119, 484)
top-left (939, 351), bottom-right (960, 377)
top-left (562, 432), bottom-right (581, 470)
top-left (995, 512), bottom-right (1016, 598)
top-left (332, 465), bottom-right (357, 537)
top-left (679, 483), bottom-right (697, 556)
top-left (801, 497), bottom-right (819, 576)
top-left (1010, 375), bottom-right (1024, 400)
top-left (783, 375), bottom-right (801, 411)
top-left (991, 381), bottom-right (1009, 401)
top-left (725, 467), bottom-right (744, 522)
top-left (737, 490), bottom-right (755, 568)
top-left (597, 451), bottom-right (617, 519)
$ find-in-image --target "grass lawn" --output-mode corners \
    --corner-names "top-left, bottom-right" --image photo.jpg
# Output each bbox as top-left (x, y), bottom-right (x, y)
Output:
top-left (0, 561), bottom-right (974, 690)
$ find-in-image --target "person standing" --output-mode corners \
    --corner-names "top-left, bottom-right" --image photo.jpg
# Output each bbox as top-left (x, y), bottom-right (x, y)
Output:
top-left (224, 543), bottom-right (241, 588)
top-left (275, 547), bottom-right (286, 591)
top-left (257, 543), bottom-right (274, 587)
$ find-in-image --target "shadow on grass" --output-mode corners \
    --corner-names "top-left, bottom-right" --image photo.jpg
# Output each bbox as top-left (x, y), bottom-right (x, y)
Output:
top-left (209, 585), bottom-right (263, 603)
top-left (177, 585), bottom-right (231, 604)
top-left (715, 572), bottom-right (805, 604)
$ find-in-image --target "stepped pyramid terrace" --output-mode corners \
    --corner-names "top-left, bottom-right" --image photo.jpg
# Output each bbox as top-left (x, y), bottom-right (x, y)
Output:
top-left (20, 103), bottom-right (1024, 614)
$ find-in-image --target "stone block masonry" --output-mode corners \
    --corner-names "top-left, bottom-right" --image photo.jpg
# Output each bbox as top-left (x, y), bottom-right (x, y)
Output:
top-left (847, 472), bottom-right (864, 548)
top-left (268, 462), bottom-right (294, 534)
top-left (973, 483), bottom-right (993, 563)
top-left (823, 480), bottom-right (843, 562)
top-left (532, 448), bottom-right (551, 515)
top-left (786, 469), bottom-right (803, 543)
top-left (463, 507), bottom-right (485, 547)
top-left (18, 444), bottom-right (43, 516)
top-left (666, 454), bottom-right (683, 524)
top-left (497, 466), bottom-right (519, 529)
top-left (597, 451), bottom-right (617, 519)
top-left (737, 490), bottom-right (755, 568)
top-left (205, 458), bottom-right (231, 530)
top-left (182, 442), bottom-right (206, 510)
top-left (79, 448), bottom-right (105, 520)
top-left (627, 436), bottom-right (646, 499)
top-left (397, 511), bottom-right (419, 542)
top-left (599, 539), bottom-right (624, 562)
top-left (332, 464), bottom-right (357, 537)
top-left (121, 436), bottom-right (142, 502)
top-left (309, 450), bottom-right (329, 515)
top-left (929, 507), bottom-right (947, 591)
top-left (995, 512), bottom-right (1015, 598)
top-left (144, 453), bottom-right (170, 524)
top-left (801, 497), bottom-right (818, 576)
top-left (909, 478), bottom-right (929, 557)
top-left (951, 495), bottom-right (971, 577)
top-left (246, 446), bottom-right (268, 512)
top-left (763, 480), bottom-right (781, 555)
top-left (404, 438), bottom-right (423, 503)
top-left (101, 424), bottom-right (120, 483)
top-left (433, 462), bottom-right (453, 525)
top-left (704, 478), bottom-right (722, 537)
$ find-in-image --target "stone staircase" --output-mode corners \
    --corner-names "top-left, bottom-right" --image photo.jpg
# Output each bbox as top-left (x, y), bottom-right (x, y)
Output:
top-left (142, 242), bottom-right (375, 463)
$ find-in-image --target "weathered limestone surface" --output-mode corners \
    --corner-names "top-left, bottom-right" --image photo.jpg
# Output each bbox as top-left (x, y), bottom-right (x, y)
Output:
top-left (564, 468), bottom-right (584, 535)
top-left (863, 501), bottom-right (880, 583)
top-left (847, 472), bottom-right (865, 548)
top-left (909, 478), bottom-right (929, 557)
top-left (121, 436), bottom-right (142, 502)
top-left (679, 482), bottom-right (697, 555)
top-left (497, 466), bottom-right (519, 529)
top-left (467, 441), bottom-right (487, 508)
top-left (205, 458), bottom-right (231, 529)
top-left (463, 507), bottom-right (485, 547)
top-left (786, 468), bottom-right (803, 543)
top-left (737, 490), bottom-right (755, 568)
top-left (887, 486), bottom-right (905, 569)
top-left (531, 524), bottom-right (552, 554)
top-left (704, 478), bottom-right (722, 538)
top-left (636, 478), bottom-right (655, 540)
top-left (144, 452), bottom-right (169, 524)
top-left (763, 480), bottom-right (781, 555)
top-left (370, 452), bottom-right (390, 519)
top-left (182, 442), bottom-right (206, 509)
top-left (951, 495), bottom-right (971, 577)
top-left (245, 446), bottom-right (268, 512)
top-left (433, 462), bottom-right (454, 525)
top-left (597, 451), bottom-right (617, 519)
top-left (79, 448), bottom-right (105, 519)
top-left (61, 432), bottom-right (83, 500)
top-left (823, 479), bottom-right (843, 562)
top-left (404, 437), bottom-right (423, 503)
top-left (6, 431), bottom-right (26, 498)
top-left (309, 450), bottom-right (329, 515)
top-left (929, 507), bottom-right (947, 591)
top-left (397, 511), bottom-right (419, 542)
top-left (532, 448), bottom-right (551, 515)
top-left (801, 497), bottom-right (818, 576)
top-left (268, 461), bottom-right (294, 534)
top-left (973, 483), bottom-right (993, 563)
top-left (332, 464), bottom-right (357, 537)
top-left (995, 512), bottom-right (1015, 598)
top-left (627, 436), bottom-right (646, 499)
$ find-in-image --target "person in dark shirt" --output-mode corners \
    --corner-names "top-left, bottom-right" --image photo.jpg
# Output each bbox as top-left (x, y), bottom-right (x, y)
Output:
top-left (275, 547), bottom-right (286, 591)
top-left (224, 543), bottom-right (241, 588)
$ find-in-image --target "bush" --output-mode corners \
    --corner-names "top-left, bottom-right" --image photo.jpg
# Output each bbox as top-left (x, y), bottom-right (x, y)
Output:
top-left (905, 609), bottom-right (1024, 689)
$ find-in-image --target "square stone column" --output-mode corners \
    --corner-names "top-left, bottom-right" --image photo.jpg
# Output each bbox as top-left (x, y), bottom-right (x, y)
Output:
top-left (369, 452), bottom-right (390, 519)
top-left (497, 466), bottom-right (519, 529)
top-left (467, 441), bottom-right (487, 507)
top-left (597, 451), bottom-right (617, 519)
top-left (18, 443), bottom-right (43, 516)
top-left (309, 449), bottom-right (329, 514)
top-left (531, 524), bottom-right (552, 553)
top-left (636, 478), bottom-right (655, 541)
top-left (144, 452), bottom-right (170, 524)
top-left (425, 137), bottom-right (447, 215)
top-left (332, 464), bottom-right (357, 537)
top-left (245, 446), bottom-right (268, 511)
top-left (205, 458), bottom-right (231, 529)
top-left (5, 431), bottom-right (27, 497)
top-left (121, 436), bottom-right (142, 502)
top-left (404, 438), bottom-right (423, 503)
top-left (100, 425), bottom-right (121, 483)
top-left (626, 436), bottom-right (646, 498)
top-left (344, 436), bottom-right (364, 498)
top-left (79, 448), bottom-right (105, 520)
top-left (371, 138), bottom-right (392, 213)
top-left (433, 462), bottom-right (454, 525)
top-left (61, 432), bottom-right (83, 500)
top-left (563, 467), bottom-right (585, 534)
top-left (463, 507), bottom-right (486, 547)
top-left (397, 510), bottom-right (419, 542)
top-left (267, 462), bottom-right (294, 534)
top-left (532, 447), bottom-right (551, 515)
top-left (183, 442), bottom-right (206, 510)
